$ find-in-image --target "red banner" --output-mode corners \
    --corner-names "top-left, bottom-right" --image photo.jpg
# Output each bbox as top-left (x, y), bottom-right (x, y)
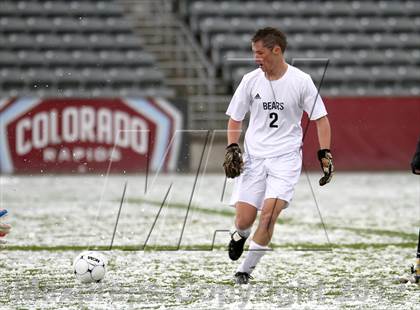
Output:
top-left (302, 97), bottom-right (420, 170)
top-left (0, 98), bottom-right (183, 174)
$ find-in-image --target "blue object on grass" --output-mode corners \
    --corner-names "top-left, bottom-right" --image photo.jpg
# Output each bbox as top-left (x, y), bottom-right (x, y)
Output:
top-left (0, 209), bottom-right (8, 218)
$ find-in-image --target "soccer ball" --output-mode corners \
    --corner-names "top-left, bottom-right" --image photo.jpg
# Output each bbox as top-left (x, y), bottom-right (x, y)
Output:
top-left (73, 251), bottom-right (107, 283)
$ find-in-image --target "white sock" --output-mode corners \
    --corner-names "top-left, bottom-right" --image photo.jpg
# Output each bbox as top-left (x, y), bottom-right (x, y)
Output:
top-left (235, 227), bottom-right (251, 239)
top-left (237, 240), bottom-right (269, 274)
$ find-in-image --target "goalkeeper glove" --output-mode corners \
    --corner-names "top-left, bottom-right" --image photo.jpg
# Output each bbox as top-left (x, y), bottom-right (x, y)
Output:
top-left (317, 149), bottom-right (334, 186)
top-left (223, 143), bottom-right (243, 178)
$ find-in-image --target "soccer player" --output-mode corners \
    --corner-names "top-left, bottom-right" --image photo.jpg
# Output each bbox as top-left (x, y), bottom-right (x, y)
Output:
top-left (411, 137), bottom-right (420, 174)
top-left (410, 137), bottom-right (420, 280)
top-left (0, 209), bottom-right (11, 240)
top-left (223, 27), bottom-right (334, 284)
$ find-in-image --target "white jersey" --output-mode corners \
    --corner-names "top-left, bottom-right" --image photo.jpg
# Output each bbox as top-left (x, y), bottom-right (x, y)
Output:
top-left (226, 64), bottom-right (327, 158)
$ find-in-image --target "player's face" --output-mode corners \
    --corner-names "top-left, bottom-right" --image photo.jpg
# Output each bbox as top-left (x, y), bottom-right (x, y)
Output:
top-left (252, 40), bottom-right (280, 73)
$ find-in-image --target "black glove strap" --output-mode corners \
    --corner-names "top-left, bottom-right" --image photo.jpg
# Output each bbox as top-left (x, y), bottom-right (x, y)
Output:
top-left (226, 143), bottom-right (241, 153)
top-left (412, 139), bottom-right (420, 175)
top-left (412, 153), bottom-right (420, 175)
top-left (317, 149), bottom-right (331, 160)
top-left (227, 143), bottom-right (239, 149)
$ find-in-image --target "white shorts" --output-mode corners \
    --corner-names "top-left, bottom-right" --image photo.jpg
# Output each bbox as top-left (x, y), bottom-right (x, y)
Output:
top-left (229, 150), bottom-right (302, 211)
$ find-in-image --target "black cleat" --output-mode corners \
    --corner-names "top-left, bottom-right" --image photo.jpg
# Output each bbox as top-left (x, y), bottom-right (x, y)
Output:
top-left (234, 272), bottom-right (252, 285)
top-left (228, 231), bottom-right (247, 261)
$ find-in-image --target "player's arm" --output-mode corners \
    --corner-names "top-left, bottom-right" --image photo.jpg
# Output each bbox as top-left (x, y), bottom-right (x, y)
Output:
top-left (315, 116), bottom-right (334, 186)
top-left (223, 118), bottom-right (244, 178)
top-left (315, 115), bottom-right (331, 149)
top-left (227, 118), bottom-right (242, 145)
top-left (224, 73), bottom-right (249, 179)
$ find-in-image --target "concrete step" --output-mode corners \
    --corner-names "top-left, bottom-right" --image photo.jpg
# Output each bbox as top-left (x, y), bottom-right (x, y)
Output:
top-left (159, 62), bottom-right (206, 70)
top-left (140, 37), bottom-right (177, 46)
top-left (135, 20), bottom-right (176, 27)
top-left (121, 0), bottom-right (231, 123)
top-left (166, 78), bottom-right (211, 86)
top-left (143, 45), bottom-right (194, 53)
top-left (132, 28), bottom-right (179, 36)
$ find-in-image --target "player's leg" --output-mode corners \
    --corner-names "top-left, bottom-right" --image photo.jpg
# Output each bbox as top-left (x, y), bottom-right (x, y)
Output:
top-left (235, 198), bottom-right (286, 284)
top-left (0, 209), bottom-right (11, 238)
top-left (228, 157), bottom-right (265, 261)
top-left (235, 151), bottom-right (301, 284)
top-left (0, 223), bottom-right (11, 237)
top-left (229, 201), bottom-right (257, 261)
top-left (235, 201), bottom-right (257, 231)
top-left (253, 198), bottom-right (287, 245)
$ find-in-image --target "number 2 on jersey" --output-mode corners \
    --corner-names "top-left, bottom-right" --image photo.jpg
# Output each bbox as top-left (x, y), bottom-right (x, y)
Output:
top-left (269, 112), bottom-right (278, 128)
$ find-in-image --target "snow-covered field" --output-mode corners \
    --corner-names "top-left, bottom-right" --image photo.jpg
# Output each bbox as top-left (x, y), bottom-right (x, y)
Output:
top-left (0, 172), bottom-right (419, 309)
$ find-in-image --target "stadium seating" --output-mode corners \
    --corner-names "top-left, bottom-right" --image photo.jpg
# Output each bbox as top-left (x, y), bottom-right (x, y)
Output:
top-left (0, 0), bottom-right (173, 97)
top-left (185, 0), bottom-right (420, 96)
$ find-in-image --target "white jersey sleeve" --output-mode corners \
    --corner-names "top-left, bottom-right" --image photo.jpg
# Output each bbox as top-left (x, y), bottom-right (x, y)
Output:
top-left (226, 76), bottom-right (252, 121)
top-left (302, 74), bottom-right (327, 120)
top-left (225, 66), bottom-right (328, 158)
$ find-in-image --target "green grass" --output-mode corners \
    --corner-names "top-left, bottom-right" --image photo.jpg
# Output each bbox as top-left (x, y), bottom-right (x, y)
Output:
top-left (126, 197), bottom-right (418, 239)
top-left (124, 197), bottom-right (294, 224)
top-left (315, 224), bottom-right (418, 240)
top-left (1, 241), bottom-right (416, 252)
top-left (125, 197), bottom-right (235, 217)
